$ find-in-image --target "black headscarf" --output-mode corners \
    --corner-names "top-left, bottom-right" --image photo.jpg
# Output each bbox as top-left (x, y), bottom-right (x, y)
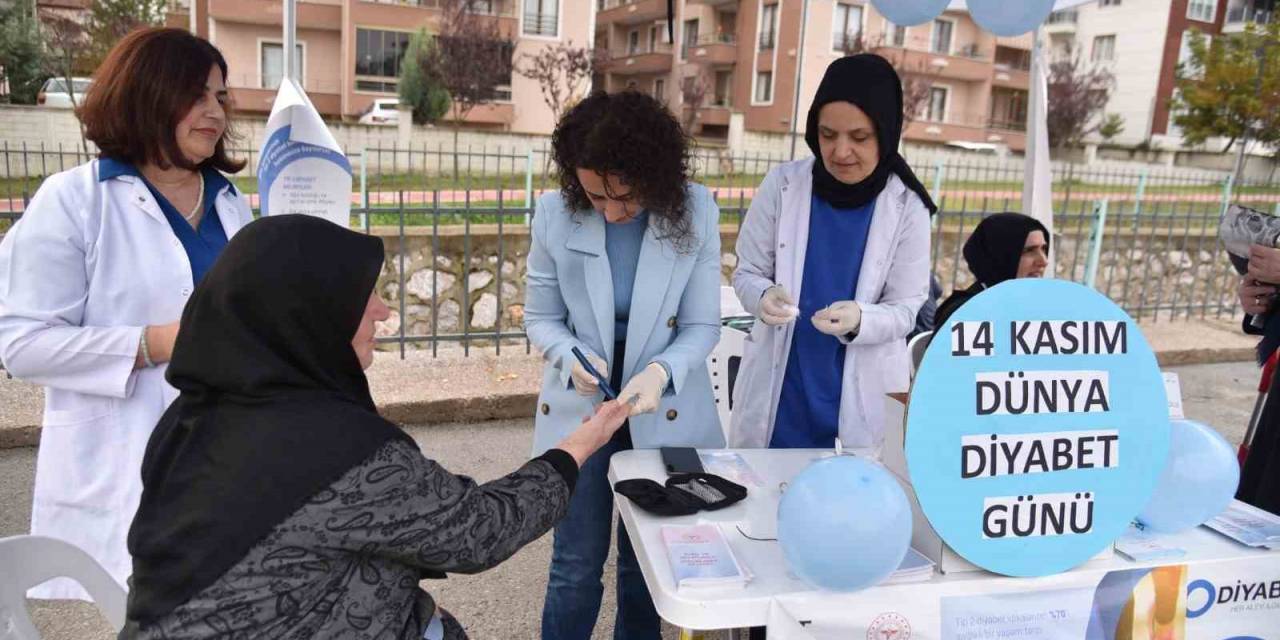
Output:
top-left (934, 213), bottom-right (1051, 329)
top-left (805, 54), bottom-right (937, 214)
top-left (125, 215), bottom-right (415, 624)
top-left (962, 212), bottom-right (1051, 287)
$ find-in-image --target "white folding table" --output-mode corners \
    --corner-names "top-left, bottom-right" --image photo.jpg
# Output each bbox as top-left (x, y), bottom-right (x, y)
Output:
top-left (608, 448), bottom-right (1280, 635)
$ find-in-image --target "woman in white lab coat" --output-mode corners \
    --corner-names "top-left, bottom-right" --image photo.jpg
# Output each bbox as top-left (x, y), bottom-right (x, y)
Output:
top-left (0, 28), bottom-right (253, 599)
top-left (730, 54), bottom-right (935, 453)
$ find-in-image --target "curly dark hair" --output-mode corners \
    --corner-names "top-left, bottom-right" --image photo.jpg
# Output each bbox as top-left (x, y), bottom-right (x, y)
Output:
top-left (551, 91), bottom-right (694, 251)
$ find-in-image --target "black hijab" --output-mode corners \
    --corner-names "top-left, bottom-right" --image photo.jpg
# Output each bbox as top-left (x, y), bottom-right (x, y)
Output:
top-left (934, 213), bottom-right (1051, 330)
top-left (805, 54), bottom-right (937, 214)
top-left (962, 212), bottom-right (1051, 288)
top-left (125, 215), bottom-right (415, 624)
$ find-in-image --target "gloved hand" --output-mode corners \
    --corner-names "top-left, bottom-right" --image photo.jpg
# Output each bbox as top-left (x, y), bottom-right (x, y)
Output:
top-left (619, 362), bottom-right (670, 416)
top-left (569, 351), bottom-right (609, 397)
top-left (760, 285), bottom-right (800, 325)
top-left (812, 301), bottom-right (862, 337)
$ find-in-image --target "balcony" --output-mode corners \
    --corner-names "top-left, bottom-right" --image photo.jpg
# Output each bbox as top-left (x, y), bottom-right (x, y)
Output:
top-left (874, 45), bottom-right (990, 82)
top-left (686, 0), bottom-right (738, 7)
top-left (683, 33), bottom-right (737, 65)
top-left (904, 115), bottom-right (1027, 151)
top-left (209, 0), bottom-right (342, 29)
top-left (1224, 4), bottom-right (1271, 32)
top-left (597, 0), bottom-right (667, 25)
top-left (601, 41), bottom-right (674, 75)
top-left (1044, 9), bottom-right (1077, 35)
top-left (991, 64), bottom-right (1029, 89)
top-left (696, 105), bottom-right (732, 127)
top-left (227, 76), bottom-right (343, 116)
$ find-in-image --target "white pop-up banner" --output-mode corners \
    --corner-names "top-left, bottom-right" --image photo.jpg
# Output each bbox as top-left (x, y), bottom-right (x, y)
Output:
top-left (257, 78), bottom-right (352, 227)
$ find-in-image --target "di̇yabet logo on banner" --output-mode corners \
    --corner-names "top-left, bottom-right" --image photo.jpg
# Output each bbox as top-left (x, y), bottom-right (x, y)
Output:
top-left (258, 78), bottom-right (353, 227)
top-left (907, 279), bottom-right (1170, 577)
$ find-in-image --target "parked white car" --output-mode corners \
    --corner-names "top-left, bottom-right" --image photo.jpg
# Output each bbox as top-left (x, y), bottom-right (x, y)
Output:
top-left (358, 99), bottom-right (400, 126)
top-left (37, 77), bottom-right (93, 108)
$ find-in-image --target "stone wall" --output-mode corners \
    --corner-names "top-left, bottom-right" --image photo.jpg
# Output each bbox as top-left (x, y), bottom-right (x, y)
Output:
top-left (368, 221), bottom-right (1239, 348)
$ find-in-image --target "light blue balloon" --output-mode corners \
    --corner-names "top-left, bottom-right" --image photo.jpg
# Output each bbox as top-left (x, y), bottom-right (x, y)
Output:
top-left (870, 0), bottom-right (951, 27)
top-left (777, 456), bottom-right (912, 591)
top-left (1137, 419), bottom-right (1240, 533)
top-left (967, 0), bottom-right (1056, 37)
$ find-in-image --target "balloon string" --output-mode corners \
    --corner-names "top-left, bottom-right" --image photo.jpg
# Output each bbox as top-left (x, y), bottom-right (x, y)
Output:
top-left (735, 525), bottom-right (777, 542)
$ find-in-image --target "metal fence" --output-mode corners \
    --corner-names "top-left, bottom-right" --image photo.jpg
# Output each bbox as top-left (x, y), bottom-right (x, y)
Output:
top-left (0, 144), bottom-right (1259, 356)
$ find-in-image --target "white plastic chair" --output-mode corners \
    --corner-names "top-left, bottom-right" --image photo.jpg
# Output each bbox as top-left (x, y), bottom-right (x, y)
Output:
top-left (0, 536), bottom-right (127, 638)
top-left (707, 327), bottom-right (748, 444)
top-left (908, 330), bottom-right (933, 380)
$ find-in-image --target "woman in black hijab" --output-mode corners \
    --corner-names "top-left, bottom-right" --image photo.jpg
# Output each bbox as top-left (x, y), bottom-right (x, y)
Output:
top-left (121, 214), bottom-right (630, 639)
top-left (730, 53), bottom-right (936, 451)
top-left (933, 212), bottom-right (1051, 331)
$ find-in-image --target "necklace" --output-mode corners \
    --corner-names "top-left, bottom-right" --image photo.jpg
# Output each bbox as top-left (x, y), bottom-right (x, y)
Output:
top-left (183, 172), bottom-right (205, 223)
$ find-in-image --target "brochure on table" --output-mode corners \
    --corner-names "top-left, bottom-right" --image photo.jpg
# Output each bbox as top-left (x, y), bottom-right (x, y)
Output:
top-left (903, 279), bottom-right (1170, 578)
top-left (257, 77), bottom-right (353, 228)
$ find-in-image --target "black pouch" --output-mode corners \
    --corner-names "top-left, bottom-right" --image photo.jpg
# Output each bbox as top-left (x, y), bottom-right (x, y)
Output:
top-left (614, 473), bottom-right (747, 517)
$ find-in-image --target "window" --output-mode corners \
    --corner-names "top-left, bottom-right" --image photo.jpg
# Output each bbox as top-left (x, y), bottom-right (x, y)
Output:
top-left (1091, 34), bottom-right (1115, 62)
top-left (989, 88), bottom-right (1027, 130)
top-left (713, 70), bottom-right (732, 106)
top-left (760, 4), bottom-right (777, 50)
top-left (887, 21), bottom-right (907, 47)
top-left (683, 18), bottom-right (699, 57)
top-left (927, 86), bottom-right (948, 121)
top-left (1100, 0), bottom-right (1121, 6)
top-left (1179, 30), bottom-right (1210, 75)
top-left (628, 30), bottom-right (640, 55)
top-left (654, 78), bottom-right (666, 101)
top-left (356, 29), bottom-right (411, 91)
top-left (1187, 0), bottom-right (1217, 22)
top-left (755, 70), bottom-right (772, 103)
top-left (832, 3), bottom-right (863, 51)
top-left (649, 25), bottom-right (659, 52)
top-left (260, 42), bottom-right (304, 90)
top-left (931, 19), bottom-right (953, 55)
top-left (523, 0), bottom-right (558, 37)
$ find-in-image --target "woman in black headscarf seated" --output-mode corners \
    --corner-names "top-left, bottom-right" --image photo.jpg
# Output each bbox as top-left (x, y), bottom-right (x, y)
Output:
top-left (933, 212), bottom-right (1051, 331)
top-left (120, 215), bottom-right (631, 639)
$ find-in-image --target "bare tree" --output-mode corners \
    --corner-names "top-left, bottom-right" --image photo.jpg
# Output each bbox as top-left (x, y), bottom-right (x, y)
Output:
top-left (517, 42), bottom-right (602, 122)
top-left (427, 0), bottom-right (516, 176)
top-left (679, 66), bottom-right (711, 134)
top-left (1045, 49), bottom-right (1114, 149)
top-left (39, 11), bottom-right (90, 151)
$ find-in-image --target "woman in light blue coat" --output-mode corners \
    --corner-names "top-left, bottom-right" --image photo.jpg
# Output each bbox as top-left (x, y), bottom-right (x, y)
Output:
top-left (525, 91), bottom-right (724, 640)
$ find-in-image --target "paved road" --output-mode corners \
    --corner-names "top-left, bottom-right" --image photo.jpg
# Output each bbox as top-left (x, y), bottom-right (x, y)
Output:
top-left (0, 360), bottom-right (1264, 639)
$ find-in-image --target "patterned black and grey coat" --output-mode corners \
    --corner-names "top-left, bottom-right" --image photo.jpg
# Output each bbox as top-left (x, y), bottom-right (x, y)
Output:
top-left (124, 439), bottom-right (573, 640)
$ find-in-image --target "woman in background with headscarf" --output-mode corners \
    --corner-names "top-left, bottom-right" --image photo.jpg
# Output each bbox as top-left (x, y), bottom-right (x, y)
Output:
top-left (933, 212), bottom-right (1051, 330)
top-left (730, 54), bottom-right (936, 452)
top-left (122, 215), bottom-right (631, 639)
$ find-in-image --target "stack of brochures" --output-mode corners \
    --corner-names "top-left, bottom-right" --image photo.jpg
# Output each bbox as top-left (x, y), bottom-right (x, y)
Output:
top-left (882, 548), bottom-right (936, 584)
top-left (1204, 500), bottom-right (1280, 548)
top-left (1115, 523), bottom-right (1187, 562)
top-left (663, 524), bottom-right (751, 590)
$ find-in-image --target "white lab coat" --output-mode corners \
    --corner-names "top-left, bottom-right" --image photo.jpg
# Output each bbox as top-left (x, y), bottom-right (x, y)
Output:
top-left (729, 158), bottom-right (931, 451)
top-left (0, 160), bottom-right (253, 599)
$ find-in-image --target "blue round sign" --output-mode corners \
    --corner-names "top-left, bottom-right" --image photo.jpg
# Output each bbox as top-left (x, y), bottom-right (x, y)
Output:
top-left (907, 279), bottom-right (1169, 577)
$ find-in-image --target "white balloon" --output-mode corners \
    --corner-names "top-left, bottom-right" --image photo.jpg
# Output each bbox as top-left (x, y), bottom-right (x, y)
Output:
top-left (967, 0), bottom-right (1056, 37)
top-left (870, 0), bottom-right (951, 27)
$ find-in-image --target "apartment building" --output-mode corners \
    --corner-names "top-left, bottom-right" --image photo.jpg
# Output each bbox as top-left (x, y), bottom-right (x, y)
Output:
top-left (167, 0), bottom-right (591, 134)
top-left (593, 0), bottom-right (1033, 151)
top-left (1044, 0), bottom-right (1259, 148)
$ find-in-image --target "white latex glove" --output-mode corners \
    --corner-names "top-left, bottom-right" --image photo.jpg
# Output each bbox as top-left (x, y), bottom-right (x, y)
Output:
top-left (760, 285), bottom-right (800, 326)
top-left (812, 301), bottom-right (862, 337)
top-left (569, 351), bottom-right (609, 397)
top-left (619, 362), bottom-right (670, 416)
